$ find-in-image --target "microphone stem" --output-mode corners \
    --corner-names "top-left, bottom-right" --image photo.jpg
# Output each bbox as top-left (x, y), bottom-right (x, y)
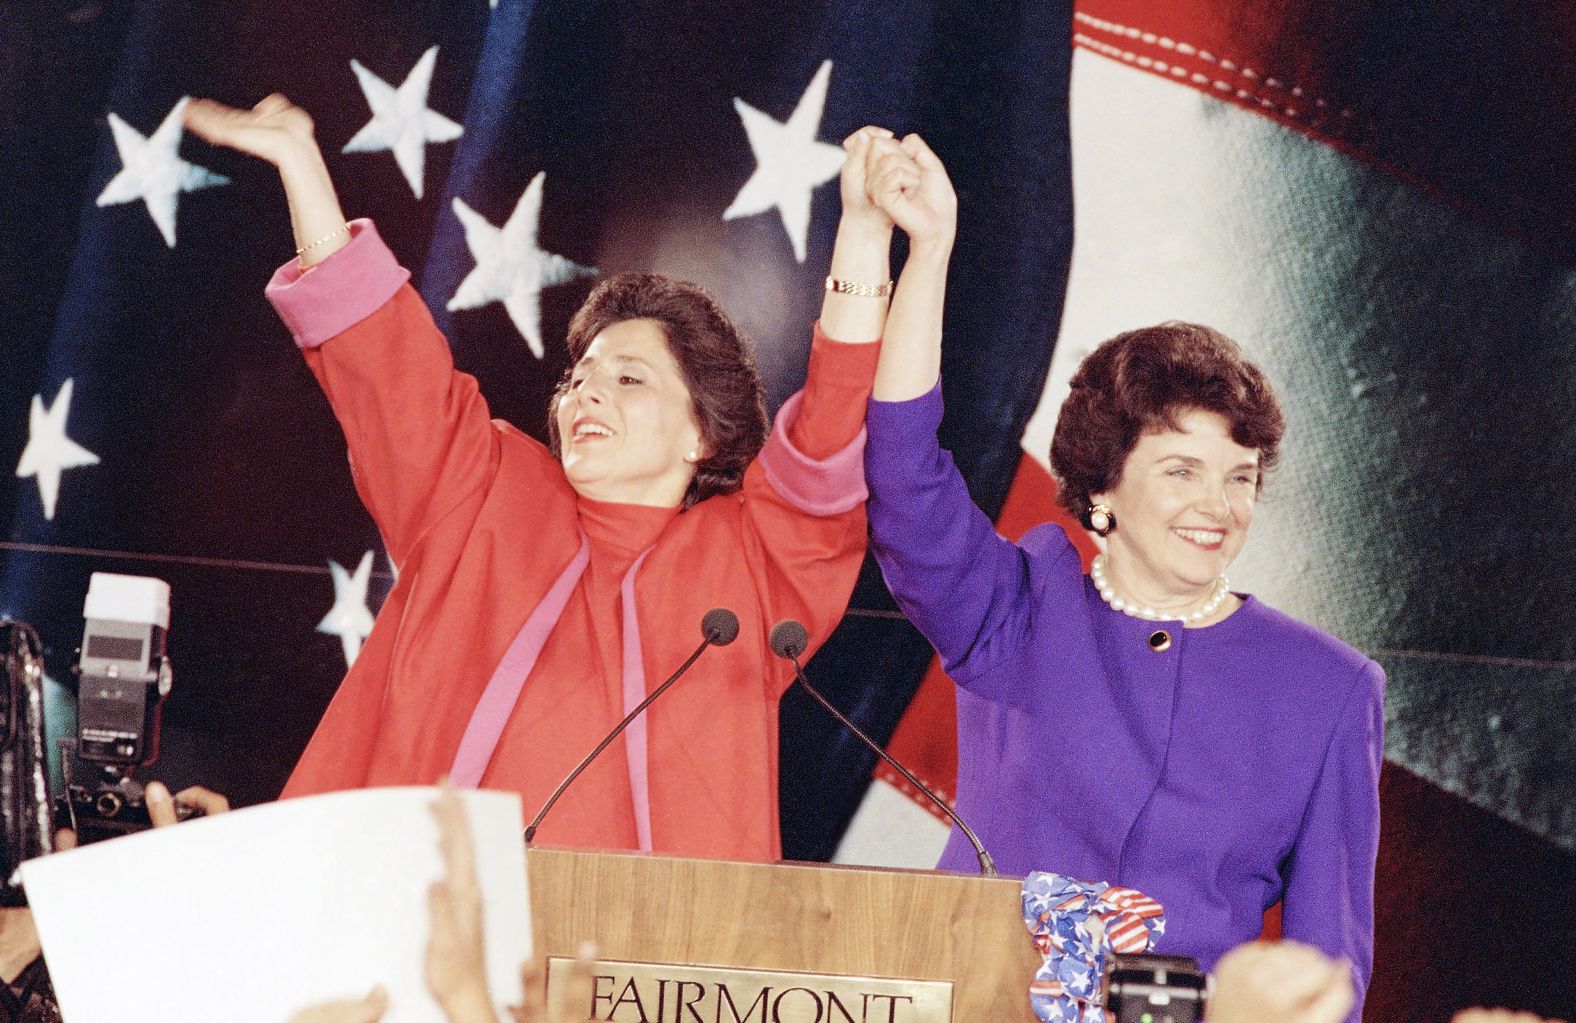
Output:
top-left (789, 654), bottom-right (997, 878)
top-left (524, 634), bottom-right (713, 844)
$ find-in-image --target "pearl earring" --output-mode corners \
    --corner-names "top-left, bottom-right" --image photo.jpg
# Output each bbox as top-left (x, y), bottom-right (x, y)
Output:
top-left (1088, 503), bottom-right (1115, 536)
top-left (686, 450), bottom-right (700, 463)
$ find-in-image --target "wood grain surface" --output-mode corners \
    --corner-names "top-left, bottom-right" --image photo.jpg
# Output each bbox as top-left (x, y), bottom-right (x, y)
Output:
top-left (526, 847), bottom-right (1041, 1021)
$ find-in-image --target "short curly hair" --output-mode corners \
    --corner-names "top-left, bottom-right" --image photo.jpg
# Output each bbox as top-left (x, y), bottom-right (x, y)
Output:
top-left (1049, 322), bottom-right (1285, 528)
top-left (548, 272), bottom-right (769, 510)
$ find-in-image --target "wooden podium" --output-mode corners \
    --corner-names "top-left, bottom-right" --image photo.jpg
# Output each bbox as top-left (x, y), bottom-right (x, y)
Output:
top-left (526, 847), bottom-right (1042, 1021)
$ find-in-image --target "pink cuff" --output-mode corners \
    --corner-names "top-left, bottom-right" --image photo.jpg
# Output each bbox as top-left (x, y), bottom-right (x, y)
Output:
top-left (264, 219), bottom-right (412, 350)
top-left (759, 391), bottom-right (868, 516)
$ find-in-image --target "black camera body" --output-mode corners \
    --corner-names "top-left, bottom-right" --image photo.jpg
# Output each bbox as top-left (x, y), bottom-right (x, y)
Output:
top-left (1105, 953), bottom-right (1209, 1023)
top-left (56, 773), bottom-right (198, 844)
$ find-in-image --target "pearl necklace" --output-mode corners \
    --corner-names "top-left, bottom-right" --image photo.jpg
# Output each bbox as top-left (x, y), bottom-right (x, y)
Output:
top-left (1090, 554), bottom-right (1229, 624)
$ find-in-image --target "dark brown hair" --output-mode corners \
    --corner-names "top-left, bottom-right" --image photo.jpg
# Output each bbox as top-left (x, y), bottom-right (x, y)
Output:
top-left (549, 272), bottom-right (769, 509)
top-left (1050, 322), bottom-right (1285, 527)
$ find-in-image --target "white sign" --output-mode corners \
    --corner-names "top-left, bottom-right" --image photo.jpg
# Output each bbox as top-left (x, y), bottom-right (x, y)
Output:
top-left (22, 786), bottom-right (531, 1023)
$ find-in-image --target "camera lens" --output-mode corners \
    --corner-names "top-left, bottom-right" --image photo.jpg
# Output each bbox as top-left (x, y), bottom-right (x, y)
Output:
top-left (95, 791), bottom-right (124, 817)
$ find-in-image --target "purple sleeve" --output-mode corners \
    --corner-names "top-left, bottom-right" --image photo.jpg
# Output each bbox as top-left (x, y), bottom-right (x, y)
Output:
top-left (1280, 658), bottom-right (1385, 1023)
top-left (865, 384), bottom-right (1040, 681)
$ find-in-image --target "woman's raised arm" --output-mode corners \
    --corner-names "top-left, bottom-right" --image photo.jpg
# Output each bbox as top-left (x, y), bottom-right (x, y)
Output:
top-left (773, 126), bottom-right (893, 463)
top-left (182, 95), bottom-right (511, 567)
top-left (861, 137), bottom-right (1038, 682)
top-left (817, 127), bottom-right (895, 349)
top-left (738, 129), bottom-right (893, 652)
top-left (870, 133), bottom-right (956, 402)
top-left (184, 95), bottom-right (351, 267)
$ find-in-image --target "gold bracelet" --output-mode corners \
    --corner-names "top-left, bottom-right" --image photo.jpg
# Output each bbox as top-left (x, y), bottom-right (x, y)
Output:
top-left (295, 224), bottom-right (351, 257)
top-left (825, 276), bottom-right (894, 298)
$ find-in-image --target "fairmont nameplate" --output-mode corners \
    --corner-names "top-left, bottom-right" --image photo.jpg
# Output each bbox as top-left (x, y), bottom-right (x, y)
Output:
top-left (546, 957), bottom-right (955, 1023)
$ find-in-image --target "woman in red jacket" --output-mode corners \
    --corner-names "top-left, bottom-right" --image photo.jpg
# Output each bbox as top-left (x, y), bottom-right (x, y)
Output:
top-left (184, 94), bottom-right (942, 861)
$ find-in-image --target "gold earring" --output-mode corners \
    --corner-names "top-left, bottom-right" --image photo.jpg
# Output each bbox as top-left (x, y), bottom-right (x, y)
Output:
top-left (1088, 503), bottom-right (1115, 536)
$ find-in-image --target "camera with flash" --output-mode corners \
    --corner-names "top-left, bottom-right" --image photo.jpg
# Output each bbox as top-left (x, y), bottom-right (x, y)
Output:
top-left (58, 572), bottom-right (184, 842)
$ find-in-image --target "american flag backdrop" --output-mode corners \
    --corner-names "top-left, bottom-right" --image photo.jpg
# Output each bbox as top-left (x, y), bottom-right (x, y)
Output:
top-left (1, 0), bottom-right (1071, 883)
top-left (834, 2), bottom-right (1576, 1020)
top-left (2, 2), bottom-right (1572, 1022)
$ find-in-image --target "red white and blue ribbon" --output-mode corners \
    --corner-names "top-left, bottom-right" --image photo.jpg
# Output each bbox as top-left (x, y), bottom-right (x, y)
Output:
top-left (1021, 871), bottom-right (1167, 1023)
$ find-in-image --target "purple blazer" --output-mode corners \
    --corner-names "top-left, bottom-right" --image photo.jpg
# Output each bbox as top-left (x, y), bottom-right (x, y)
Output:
top-left (866, 385), bottom-right (1383, 1019)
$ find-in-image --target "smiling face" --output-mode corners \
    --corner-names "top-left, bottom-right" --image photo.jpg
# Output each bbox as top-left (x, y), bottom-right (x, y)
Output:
top-left (554, 318), bottom-right (706, 507)
top-left (1093, 408), bottom-right (1261, 607)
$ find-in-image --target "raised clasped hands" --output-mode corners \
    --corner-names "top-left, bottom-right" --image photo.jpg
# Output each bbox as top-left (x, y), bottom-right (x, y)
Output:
top-left (839, 126), bottom-right (956, 252)
top-left (839, 126), bottom-right (898, 236)
top-left (863, 131), bottom-right (956, 252)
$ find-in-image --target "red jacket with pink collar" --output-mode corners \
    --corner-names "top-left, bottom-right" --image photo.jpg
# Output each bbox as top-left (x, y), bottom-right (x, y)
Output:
top-left (266, 221), bottom-right (875, 861)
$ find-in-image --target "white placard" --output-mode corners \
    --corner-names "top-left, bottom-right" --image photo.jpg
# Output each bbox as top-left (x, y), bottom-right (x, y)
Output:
top-left (21, 787), bottom-right (531, 1023)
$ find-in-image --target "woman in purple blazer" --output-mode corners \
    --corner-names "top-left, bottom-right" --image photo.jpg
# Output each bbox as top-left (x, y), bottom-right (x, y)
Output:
top-left (859, 139), bottom-right (1383, 1020)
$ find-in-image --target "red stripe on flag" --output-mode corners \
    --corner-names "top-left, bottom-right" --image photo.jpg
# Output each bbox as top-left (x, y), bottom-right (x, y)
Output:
top-left (1072, 0), bottom-right (1576, 263)
top-left (1108, 921), bottom-right (1150, 952)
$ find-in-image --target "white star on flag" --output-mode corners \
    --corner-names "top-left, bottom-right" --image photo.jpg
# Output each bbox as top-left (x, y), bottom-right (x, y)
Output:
top-left (15, 379), bottom-right (100, 522)
top-left (343, 46), bottom-right (464, 200)
top-left (317, 550), bottom-right (377, 668)
top-left (448, 172), bottom-right (597, 358)
top-left (95, 97), bottom-right (230, 248)
top-left (724, 59), bottom-right (846, 263)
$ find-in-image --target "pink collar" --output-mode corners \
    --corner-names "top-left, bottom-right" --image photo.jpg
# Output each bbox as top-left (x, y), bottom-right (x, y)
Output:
top-left (449, 531), bottom-right (658, 851)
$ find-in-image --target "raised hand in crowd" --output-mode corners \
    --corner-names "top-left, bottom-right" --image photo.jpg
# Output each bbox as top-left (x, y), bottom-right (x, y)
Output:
top-left (1206, 940), bottom-right (1353, 1023)
top-left (425, 785), bottom-right (495, 1023)
top-left (1451, 1011), bottom-right (1569, 1023)
top-left (0, 905), bottom-right (41, 989)
top-left (288, 986), bottom-right (389, 1023)
top-left (425, 785), bottom-right (600, 1023)
top-left (509, 948), bottom-right (598, 1023)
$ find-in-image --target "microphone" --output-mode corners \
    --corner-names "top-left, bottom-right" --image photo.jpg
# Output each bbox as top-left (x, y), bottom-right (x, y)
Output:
top-left (523, 608), bottom-right (738, 844)
top-left (768, 619), bottom-right (998, 878)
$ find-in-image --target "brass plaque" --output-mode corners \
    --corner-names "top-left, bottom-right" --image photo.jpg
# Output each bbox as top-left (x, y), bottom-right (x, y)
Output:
top-left (546, 956), bottom-right (954, 1023)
